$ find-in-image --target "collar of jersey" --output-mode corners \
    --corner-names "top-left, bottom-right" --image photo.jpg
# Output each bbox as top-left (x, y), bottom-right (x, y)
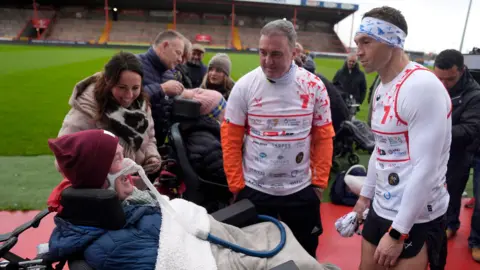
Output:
top-left (266, 63), bottom-right (296, 85)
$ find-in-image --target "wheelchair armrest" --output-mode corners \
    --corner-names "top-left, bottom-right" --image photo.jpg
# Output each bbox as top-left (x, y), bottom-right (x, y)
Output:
top-left (0, 209), bottom-right (50, 242)
top-left (269, 260), bottom-right (299, 270)
top-left (211, 199), bottom-right (258, 228)
top-left (0, 237), bottom-right (17, 258)
top-left (170, 122), bottom-right (204, 203)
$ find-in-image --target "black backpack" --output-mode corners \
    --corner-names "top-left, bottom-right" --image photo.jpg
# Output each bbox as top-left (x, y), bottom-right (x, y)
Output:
top-left (330, 166), bottom-right (366, 206)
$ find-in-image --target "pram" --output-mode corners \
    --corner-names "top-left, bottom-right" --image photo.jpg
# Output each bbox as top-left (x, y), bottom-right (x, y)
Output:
top-left (0, 188), bottom-right (299, 270)
top-left (339, 92), bottom-right (360, 117)
top-left (151, 97), bottom-right (231, 213)
top-left (332, 91), bottom-right (375, 172)
top-left (332, 119), bottom-right (375, 171)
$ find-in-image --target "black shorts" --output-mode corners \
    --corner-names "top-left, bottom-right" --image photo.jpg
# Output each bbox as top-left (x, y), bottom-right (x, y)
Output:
top-left (362, 205), bottom-right (447, 260)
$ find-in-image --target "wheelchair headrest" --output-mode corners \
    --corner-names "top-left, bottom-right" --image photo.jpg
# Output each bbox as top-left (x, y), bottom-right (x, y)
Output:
top-left (58, 188), bottom-right (126, 230)
top-left (172, 97), bottom-right (201, 121)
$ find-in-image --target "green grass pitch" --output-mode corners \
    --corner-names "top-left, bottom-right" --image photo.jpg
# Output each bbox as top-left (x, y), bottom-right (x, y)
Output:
top-left (0, 44), bottom-right (472, 210)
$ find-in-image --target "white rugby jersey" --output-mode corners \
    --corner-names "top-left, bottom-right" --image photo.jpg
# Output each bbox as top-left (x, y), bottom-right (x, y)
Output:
top-left (360, 61), bottom-right (452, 234)
top-left (224, 64), bottom-right (332, 196)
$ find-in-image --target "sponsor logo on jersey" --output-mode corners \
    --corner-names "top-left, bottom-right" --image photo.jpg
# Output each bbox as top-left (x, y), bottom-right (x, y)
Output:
top-left (252, 140), bottom-right (268, 146)
top-left (388, 173), bottom-right (400, 186)
top-left (296, 152), bottom-right (304, 163)
top-left (248, 167), bottom-right (265, 176)
top-left (375, 134), bottom-right (388, 144)
top-left (388, 136), bottom-right (403, 146)
top-left (266, 119), bottom-right (279, 129)
top-left (377, 147), bottom-right (387, 156)
top-left (283, 118), bottom-right (301, 126)
top-left (271, 143), bottom-right (291, 149)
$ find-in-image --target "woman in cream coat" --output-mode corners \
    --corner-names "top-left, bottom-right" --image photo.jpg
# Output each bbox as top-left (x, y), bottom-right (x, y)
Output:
top-left (57, 51), bottom-right (161, 183)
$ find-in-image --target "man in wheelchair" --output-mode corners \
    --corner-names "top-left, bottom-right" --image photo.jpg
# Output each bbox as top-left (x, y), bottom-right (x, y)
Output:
top-left (36, 129), bottom-right (339, 270)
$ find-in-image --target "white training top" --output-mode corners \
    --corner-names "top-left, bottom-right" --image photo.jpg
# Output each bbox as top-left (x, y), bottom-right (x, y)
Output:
top-left (224, 64), bottom-right (332, 196)
top-left (360, 61), bottom-right (452, 234)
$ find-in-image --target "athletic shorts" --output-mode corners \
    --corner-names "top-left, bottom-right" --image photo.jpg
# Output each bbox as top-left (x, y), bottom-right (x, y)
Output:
top-left (362, 205), bottom-right (447, 260)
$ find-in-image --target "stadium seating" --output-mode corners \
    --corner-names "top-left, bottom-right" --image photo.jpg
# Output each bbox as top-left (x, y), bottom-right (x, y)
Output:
top-left (0, 8), bottom-right (54, 39)
top-left (0, 6), bottom-right (346, 53)
top-left (44, 8), bottom-right (104, 42)
top-left (176, 23), bottom-right (231, 48)
top-left (47, 18), bottom-right (104, 42)
top-left (235, 17), bottom-right (345, 53)
top-left (238, 26), bottom-right (344, 53)
top-left (109, 21), bottom-right (167, 44)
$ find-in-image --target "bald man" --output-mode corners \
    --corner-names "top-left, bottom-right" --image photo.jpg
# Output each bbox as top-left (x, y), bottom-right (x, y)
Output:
top-left (333, 54), bottom-right (367, 107)
top-left (295, 42), bottom-right (317, 74)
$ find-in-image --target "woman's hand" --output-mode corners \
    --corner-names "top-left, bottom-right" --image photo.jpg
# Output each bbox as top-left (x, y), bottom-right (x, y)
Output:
top-left (161, 80), bottom-right (184, 96)
top-left (143, 157), bottom-right (162, 175)
top-left (145, 157), bottom-right (161, 165)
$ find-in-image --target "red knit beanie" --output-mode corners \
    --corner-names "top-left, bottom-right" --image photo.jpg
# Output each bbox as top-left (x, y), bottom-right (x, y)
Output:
top-left (48, 130), bottom-right (119, 189)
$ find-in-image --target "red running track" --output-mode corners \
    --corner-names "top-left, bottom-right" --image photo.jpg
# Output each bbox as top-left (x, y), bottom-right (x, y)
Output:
top-left (0, 200), bottom-right (479, 269)
top-left (317, 199), bottom-right (479, 269)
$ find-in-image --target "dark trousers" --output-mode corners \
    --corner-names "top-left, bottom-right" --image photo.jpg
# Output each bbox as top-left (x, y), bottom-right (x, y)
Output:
top-left (446, 161), bottom-right (471, 231)
top-left (427, 214), bottom-right (448, 270)
top-left (236, 185), bottom-right (322, 258)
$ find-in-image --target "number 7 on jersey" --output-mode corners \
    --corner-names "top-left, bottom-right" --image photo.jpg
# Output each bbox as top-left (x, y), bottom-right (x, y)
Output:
top-left (381, 105), bottom-right (391, 124)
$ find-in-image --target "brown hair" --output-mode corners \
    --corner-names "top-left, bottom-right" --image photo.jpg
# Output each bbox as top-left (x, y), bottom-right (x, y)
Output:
top-left (363, 6), bottom-right (408, 35)
top-left (94, 51), bottom-right (149, 120)
top-left (200, 72), bottom-right (235, 98)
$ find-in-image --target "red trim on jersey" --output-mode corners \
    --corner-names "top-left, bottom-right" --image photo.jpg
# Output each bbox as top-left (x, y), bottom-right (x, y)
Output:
top-left (393, 67), bottom-right (427, 126)
top-left (248, 112), bottom-right (313, 118)
top-left (393, 67), bottom-right (452, 124)
top-left (247, 131), bottom-right (310, 142)
top-left (447, 99), bottom-right (453, 118)
top-left (371, 129), bottom-right (405, 135)
top-left (377, 158), bottom-right (410, 163)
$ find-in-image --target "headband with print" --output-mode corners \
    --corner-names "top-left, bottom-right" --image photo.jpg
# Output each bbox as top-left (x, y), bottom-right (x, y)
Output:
top-left (356, 17), bottom-right (407, 49)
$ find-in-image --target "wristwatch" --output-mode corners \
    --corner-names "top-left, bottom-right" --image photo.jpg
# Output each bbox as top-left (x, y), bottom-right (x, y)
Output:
top-left (388, 226), bottom-right (408, 241)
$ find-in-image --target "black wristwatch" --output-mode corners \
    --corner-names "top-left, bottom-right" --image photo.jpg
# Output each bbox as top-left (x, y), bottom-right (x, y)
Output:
top-left (388, 227), bottom-right (408, 241)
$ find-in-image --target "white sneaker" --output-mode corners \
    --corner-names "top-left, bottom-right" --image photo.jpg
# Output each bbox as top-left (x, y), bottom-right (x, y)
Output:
top-left (462, 191), bottom-right (468, 197)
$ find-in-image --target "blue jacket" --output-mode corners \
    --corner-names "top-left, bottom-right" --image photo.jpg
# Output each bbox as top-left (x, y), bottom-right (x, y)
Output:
top-left (303, 54), bottom-right (317, 74)
top-left (136, 48), bottom-right (174, 144)
top-left (186, 62), bottom-right (207, 88)
top-left (48, 205), bottom-right (162, 270)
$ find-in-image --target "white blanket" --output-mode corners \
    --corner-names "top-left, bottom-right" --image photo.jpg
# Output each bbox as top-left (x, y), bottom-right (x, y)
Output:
top-left (155, 198), bottom-right (217, 270)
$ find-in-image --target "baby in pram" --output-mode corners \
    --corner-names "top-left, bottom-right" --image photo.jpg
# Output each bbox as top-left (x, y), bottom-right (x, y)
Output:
top-left (46, 129), bottom-right (339, 270)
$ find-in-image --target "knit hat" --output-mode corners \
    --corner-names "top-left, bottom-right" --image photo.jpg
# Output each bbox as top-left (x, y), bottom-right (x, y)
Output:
top-left (192, 43), bottom-right (205, 53)
top-left (182, 88), bottom-right (226, 121)
top-left (208, 53), bottom-right (231, 76)
top-left (48, 129), bottom-right (119, 189)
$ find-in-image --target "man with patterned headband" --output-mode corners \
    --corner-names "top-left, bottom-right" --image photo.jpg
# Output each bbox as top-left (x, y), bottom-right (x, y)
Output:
top-left (351, 6), bottom-right (452, 270)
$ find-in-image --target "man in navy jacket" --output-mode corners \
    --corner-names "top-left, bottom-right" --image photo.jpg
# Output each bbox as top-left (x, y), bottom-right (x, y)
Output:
top-left (136, 30), bottom-right (186, 144)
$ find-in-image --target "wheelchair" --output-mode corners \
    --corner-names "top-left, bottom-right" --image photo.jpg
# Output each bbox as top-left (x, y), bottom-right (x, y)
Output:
top-left (0, 188), bottom-right (299, 270)
top-left (154, 97), bottom-right (231, 213)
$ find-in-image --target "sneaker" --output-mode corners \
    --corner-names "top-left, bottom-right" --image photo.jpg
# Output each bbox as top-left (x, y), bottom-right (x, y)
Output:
top-left (472, 247), bottom-right (480, 262)
top-left (466, 198), bottom-right (475, 209)
top-left (446, 228), bottom-right (456, 239)
top-left (463, 191), bottom-right (468, 197)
